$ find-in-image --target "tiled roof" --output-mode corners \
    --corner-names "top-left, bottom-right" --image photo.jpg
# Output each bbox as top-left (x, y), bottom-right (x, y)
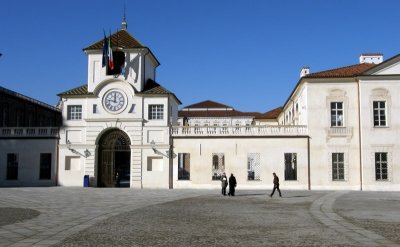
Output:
top-left (57, 85), bottom-right (92, 96)
top-left (83, 30), bottom-right (144, 51)
top-left (178, 109), bottom-right (257, 118)
top-left (137, 79), bottom-right (182, 104)
top-left (184, 100), bottom-right (233, 109)
top-left (58, 80), bottom-right (181, 103)
top-left (255, 107), bottom-right (283, 119)
top-left (304, 63), bottom-right (376, 78)
top-left (179, 100), bottom-right (280, 119)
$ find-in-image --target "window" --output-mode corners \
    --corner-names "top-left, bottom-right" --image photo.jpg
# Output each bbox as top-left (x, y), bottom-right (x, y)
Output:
top-left (332, 153), bottom-right (344, 181)
top-left (375, 152), bottom-right (388, 180)
top-left (330, 102), bottom-right (343, 127)
top-left (93, 104), bottom-right (97, 114)
top-left (212, 153), bottom-right (225, 180)
top-left (284, 153), bottom-right (297, 180)
top-left (7, 153), bottom-right (18, 180)
top-left (67, 105), bottom-right (82, 120)
top-left (40, 153), bottom-right (52, 180)
top-left (373, 101), bottom-right (386, 127)
top-left (148, 105), bottom-right (164, 120)
top-left (178, 153), bottom-right (190, 180)
top-left (247, 153), bottom-right (260, 180)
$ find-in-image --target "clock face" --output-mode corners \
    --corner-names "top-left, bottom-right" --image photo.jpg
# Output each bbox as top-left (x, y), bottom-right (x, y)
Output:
top-left (103, 90), bottom-right (126, 112)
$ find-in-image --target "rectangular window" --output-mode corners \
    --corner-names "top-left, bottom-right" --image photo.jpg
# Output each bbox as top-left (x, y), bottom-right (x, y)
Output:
top-left (7, 153), bottom-right (18, 180)
top-left (332, 153), bottom-right (344, 181)
top-left (284, 153), bottom-right (297, 180)
top-left (148, 105), bottom-right (164, 120)
top-left (178, 153), bottom-right (190, 180)
top-left (330, 102), bottom-right (343, 127)
top-left (93, 104), bottom-right (97, 114)
top-left (67, 105), bottom-right (82, 120)
top-left (40, 153), bottom-right (52, 180)
top-left (375, 152), bottom-right (388, 180)
top-left (247, 153), bottom-right (260, 180)
top-left (212, 153), bottom-right (225, 180)
top-left (373, 101), bottom-right (386, 127)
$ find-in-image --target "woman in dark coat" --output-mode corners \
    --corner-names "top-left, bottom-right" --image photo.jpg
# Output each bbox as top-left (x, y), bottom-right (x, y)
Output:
top-left (228, 173), bottom-right (237, 196)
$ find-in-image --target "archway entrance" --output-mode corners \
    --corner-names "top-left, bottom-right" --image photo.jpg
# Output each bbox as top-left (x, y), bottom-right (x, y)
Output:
top-left (97, 129), bottom-right (131, 187)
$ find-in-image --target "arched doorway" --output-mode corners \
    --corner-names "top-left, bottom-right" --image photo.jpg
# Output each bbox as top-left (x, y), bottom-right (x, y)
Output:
top-left (97, 129), bottom-right (131, 187)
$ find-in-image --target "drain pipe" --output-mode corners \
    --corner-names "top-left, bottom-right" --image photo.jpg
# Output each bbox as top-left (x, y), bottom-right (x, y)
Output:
top-left (307, 136), bottom-right (311, 190)
top-left (357, 78), bottom-right (363, 191)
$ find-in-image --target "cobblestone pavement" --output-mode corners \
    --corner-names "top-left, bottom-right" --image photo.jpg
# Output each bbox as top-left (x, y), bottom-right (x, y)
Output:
top-left (0, 188), bottom-right (399, 247)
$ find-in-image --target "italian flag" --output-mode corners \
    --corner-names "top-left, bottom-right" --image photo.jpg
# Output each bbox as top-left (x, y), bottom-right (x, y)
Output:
top-left (108, 34), bottom-right (114, 70)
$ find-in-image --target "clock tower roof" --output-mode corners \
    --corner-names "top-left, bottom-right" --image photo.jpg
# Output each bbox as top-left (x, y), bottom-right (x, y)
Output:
top-left (83, 30), bottom-right (145, 51)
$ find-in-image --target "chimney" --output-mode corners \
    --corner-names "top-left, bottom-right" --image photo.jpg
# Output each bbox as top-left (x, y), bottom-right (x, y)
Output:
top-left (300, 66), bottom-right (310, 78)
top-left (359, 53), bottom-right (383, 64)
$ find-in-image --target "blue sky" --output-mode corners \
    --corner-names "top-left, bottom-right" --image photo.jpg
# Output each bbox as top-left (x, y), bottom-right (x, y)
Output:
top-left (1, 0), bottom-right (400, 112)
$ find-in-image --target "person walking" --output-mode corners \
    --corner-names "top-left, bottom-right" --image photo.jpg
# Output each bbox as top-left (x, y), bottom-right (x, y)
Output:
top-left (221, 172), bottom-right (228, 196)
top-left (228, 173), bottom-right (237, 196)
top-left (270, 172), bottom-right (282, 197)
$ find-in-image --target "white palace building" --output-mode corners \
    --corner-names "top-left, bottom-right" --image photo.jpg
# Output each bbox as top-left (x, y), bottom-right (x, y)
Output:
top-left (1, 21), bottom-right (400, 191)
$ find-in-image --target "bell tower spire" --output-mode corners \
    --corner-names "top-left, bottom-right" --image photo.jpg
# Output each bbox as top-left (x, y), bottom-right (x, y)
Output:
top-left (121, 3), bottom-right (128, 30)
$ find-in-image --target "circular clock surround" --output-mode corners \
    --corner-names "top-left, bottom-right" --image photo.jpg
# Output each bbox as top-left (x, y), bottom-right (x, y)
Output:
top-left (103, 89), bottom-right (127, 114)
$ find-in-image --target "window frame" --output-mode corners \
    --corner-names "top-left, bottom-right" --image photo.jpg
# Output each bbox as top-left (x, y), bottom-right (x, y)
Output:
top-left (330, 102), bottom-right (344, 127)
top-left (375, 152), bottom-right (388, 181)
top-left (284, 153), bottom-right (297, 181)
top-left (332, 153), bottom-right (345, 181)
top-left (373, 101), bottom-right (387, 127)
top-left (211, 153), bottom-right (225, 180)
top-left (67, 105), bottom-right (82, 120)
top-left (148, 104), bottom-right (164, 120)
top-left (178, 153), bottom-right (190, 180)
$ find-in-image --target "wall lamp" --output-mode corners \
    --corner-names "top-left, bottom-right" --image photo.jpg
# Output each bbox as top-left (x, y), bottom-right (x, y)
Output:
top-left (67, 140), bottom-right (91, 158)
top-left (150, 140), bottom-right (176, 158)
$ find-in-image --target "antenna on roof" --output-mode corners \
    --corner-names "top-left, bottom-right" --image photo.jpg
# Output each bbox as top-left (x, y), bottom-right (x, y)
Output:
top-left (121, 2), bottom-right (127, 30)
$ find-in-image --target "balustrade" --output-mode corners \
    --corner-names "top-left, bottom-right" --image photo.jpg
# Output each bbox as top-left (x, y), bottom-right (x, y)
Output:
top-left (171, 125), bottom-right (308, 137)
top-left (0, 127), bottom-right (59, 138)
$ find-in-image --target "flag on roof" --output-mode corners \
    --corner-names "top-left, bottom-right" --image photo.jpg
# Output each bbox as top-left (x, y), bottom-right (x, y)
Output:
top-left (101, 31), bottom-right (108, 67)
top-left (108, 32), bottom-right (114, 70)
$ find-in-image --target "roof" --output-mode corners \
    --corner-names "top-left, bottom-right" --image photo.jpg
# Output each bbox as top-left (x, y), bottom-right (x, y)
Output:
top-left (184, 100), bottom-right (233, 109)
top-left (138, 79), bottom-right (182, 104)
top-left (179, 100), bottom-right (280, 119)
top-left (83, 30), bottom-right (144, 51)
top-left (178, 109), bottom-right (258, 118)
top-left (57, 85), bottom-right (93, 96)
top-left (304, 63), bottom-right (377, 78)
top-left (59, 79), bottom-right (181, 104)
top-left (255, 107), bottom-right (283, 119)
top-left (0, 86), bottom-right (60, 112)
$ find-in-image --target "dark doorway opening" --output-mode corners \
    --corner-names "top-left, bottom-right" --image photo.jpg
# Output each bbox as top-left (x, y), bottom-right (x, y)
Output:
top-left (97, 129), bottom-right (131, 188)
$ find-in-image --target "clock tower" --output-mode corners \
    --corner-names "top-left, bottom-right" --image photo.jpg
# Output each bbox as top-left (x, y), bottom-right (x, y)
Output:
top-left (57, 18), bottom-right (181, 189)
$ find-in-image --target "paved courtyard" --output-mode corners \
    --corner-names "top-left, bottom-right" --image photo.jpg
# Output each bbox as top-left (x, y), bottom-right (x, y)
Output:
top-left (0, 188), bottom-right (399, 247)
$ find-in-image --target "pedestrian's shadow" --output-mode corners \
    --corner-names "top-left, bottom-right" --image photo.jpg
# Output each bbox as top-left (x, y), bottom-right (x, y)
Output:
top-left (234, 194), bottom-right (312, 198)
top-left (280, 195), bottom-right (311, 198)
top-left (235, 193), bottom-right (267, 197)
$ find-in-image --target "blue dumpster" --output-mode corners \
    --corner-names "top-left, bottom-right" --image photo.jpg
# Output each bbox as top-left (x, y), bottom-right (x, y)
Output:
top-left (83, 175), bottom-right (89, 187)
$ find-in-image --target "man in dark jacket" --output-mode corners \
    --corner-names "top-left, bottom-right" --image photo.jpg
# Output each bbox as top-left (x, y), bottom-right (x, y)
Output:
top-left (228, 173), bottom-right (237, 196)
top-left (221, 172), bottom-right (228, 196)
top-left (270, 172), bottom-right (282, 197)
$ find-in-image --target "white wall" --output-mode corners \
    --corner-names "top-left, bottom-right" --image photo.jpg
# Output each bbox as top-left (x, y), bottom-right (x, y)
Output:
top-left (172, 137), bottom-right (309, 189)
top-left (0, 139), bottom-right (58, 187)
